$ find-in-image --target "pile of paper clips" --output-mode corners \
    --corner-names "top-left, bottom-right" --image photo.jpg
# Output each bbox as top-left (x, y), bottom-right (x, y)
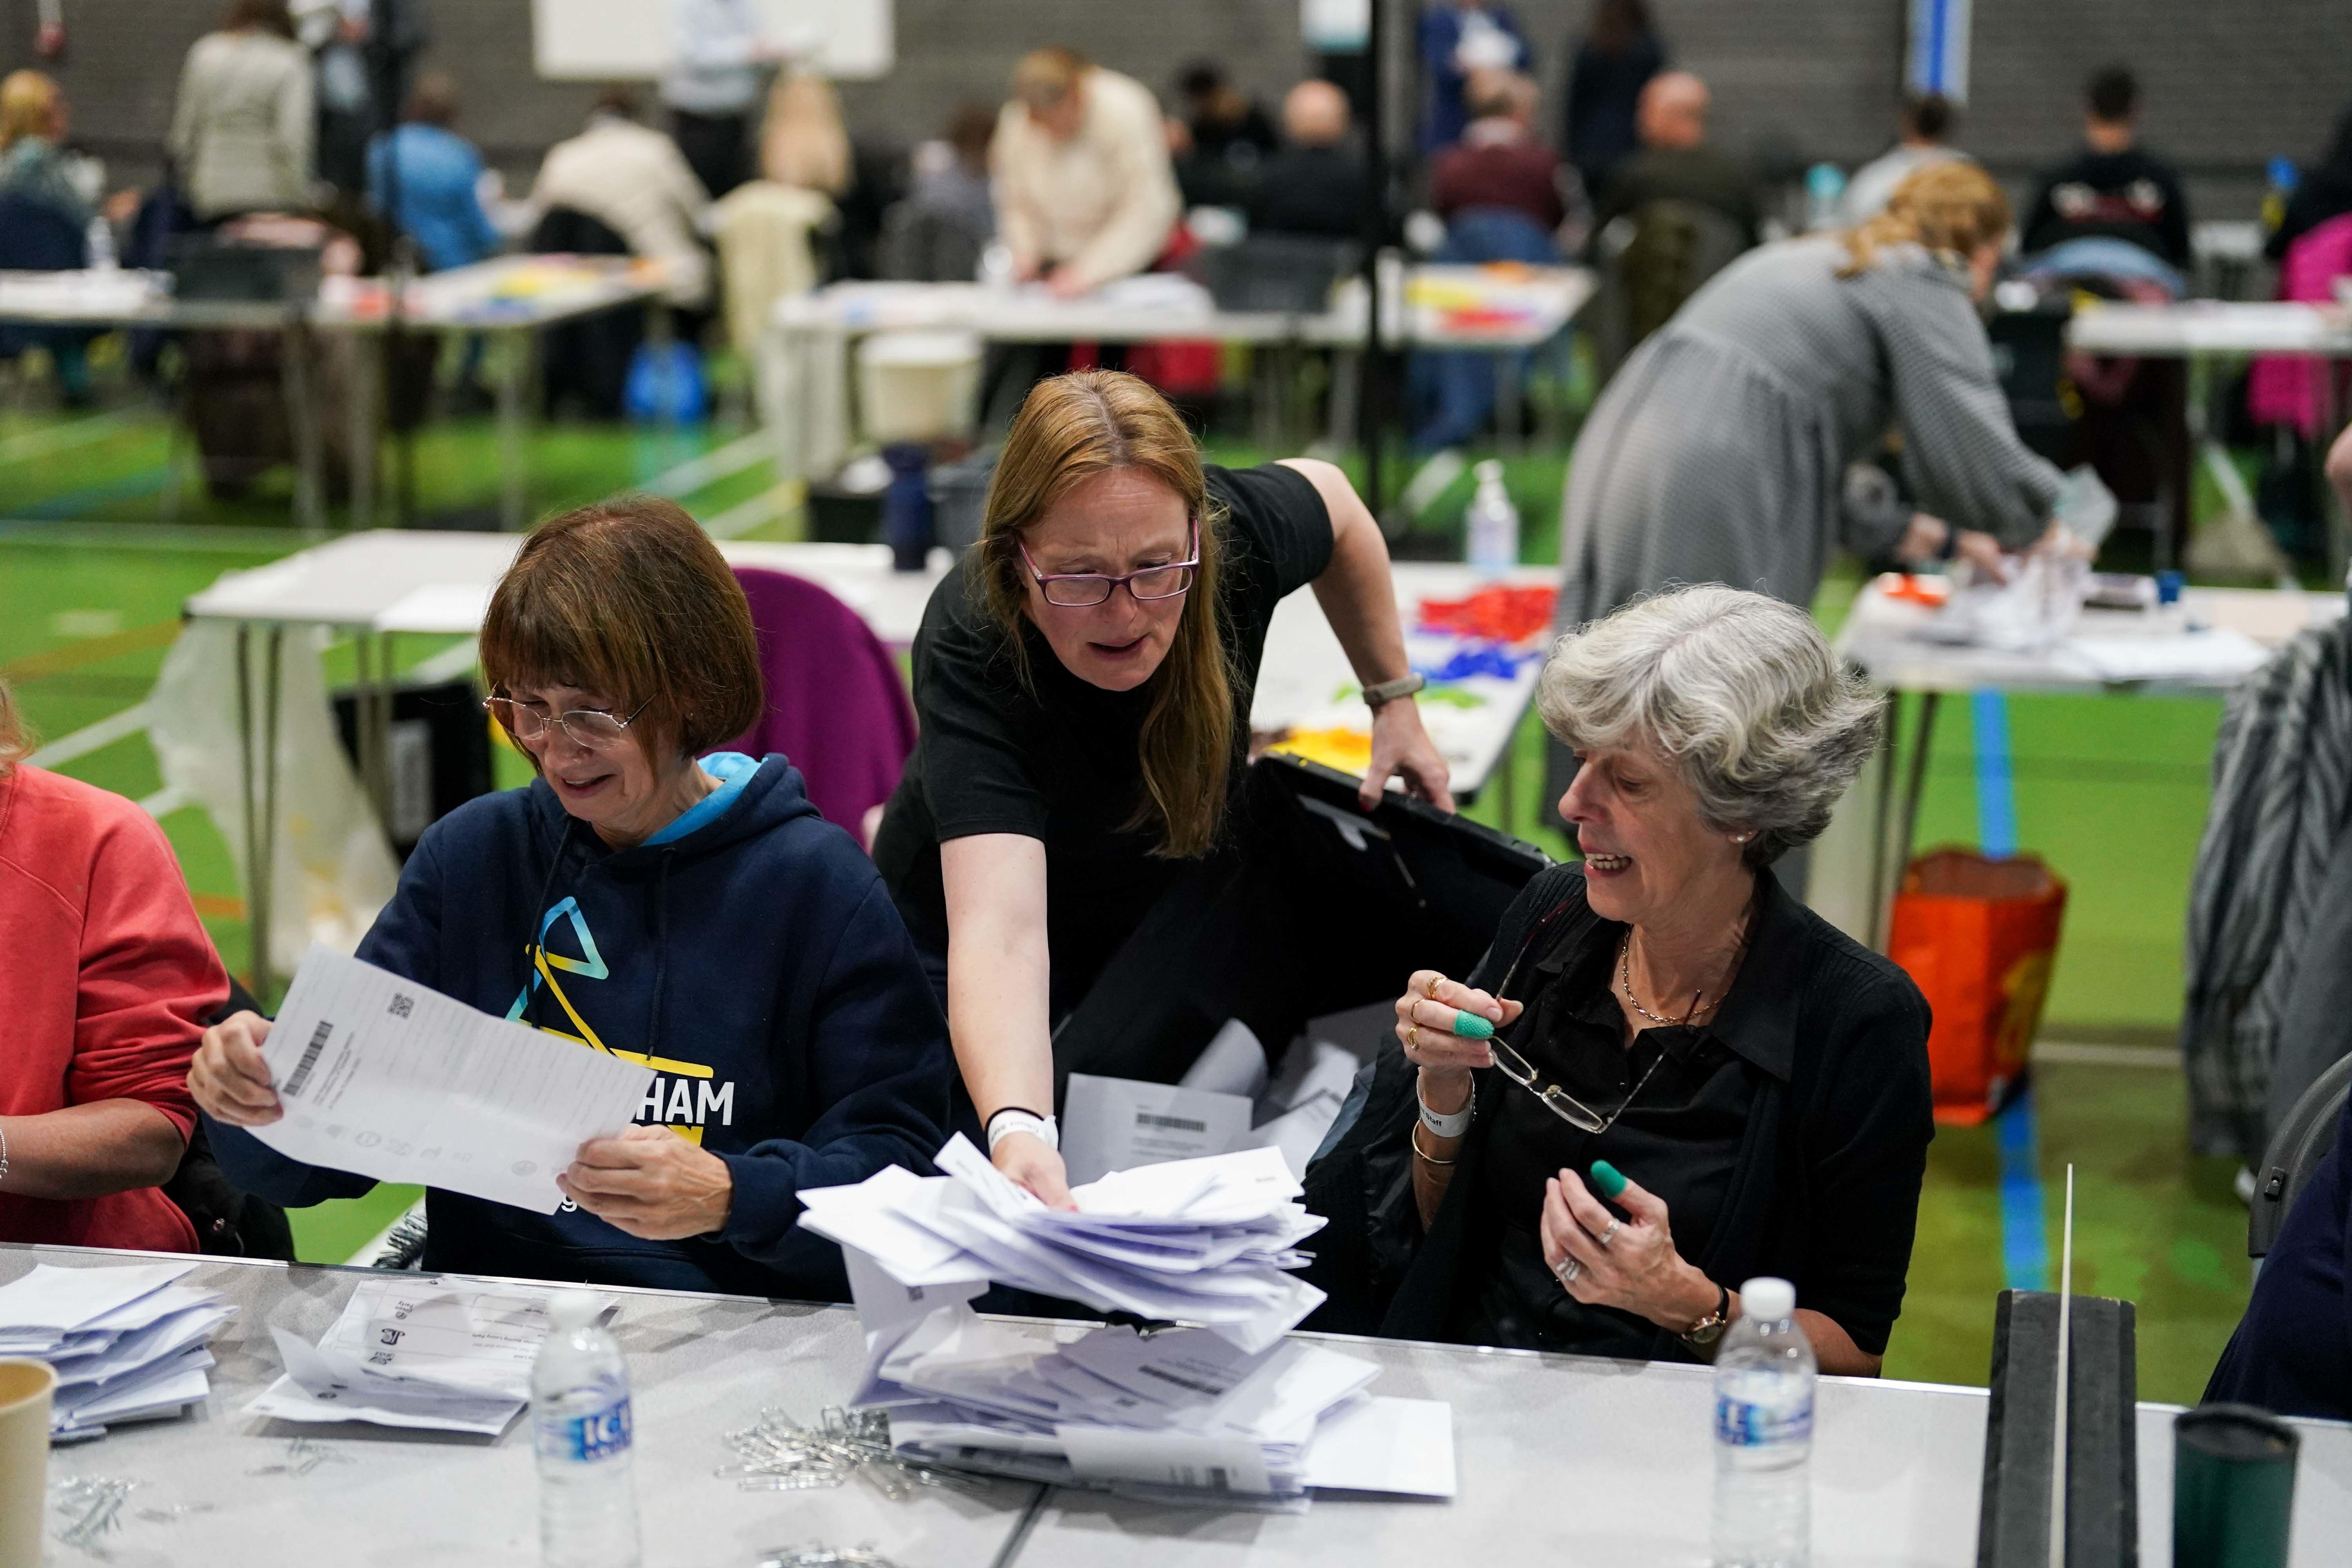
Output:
top-left (717, 1405), bottom-right (989, 1502)
top-left (755, 1546), bottom-right (908, 1568)
top-left (51, 1476), bottom-right (135, 1553)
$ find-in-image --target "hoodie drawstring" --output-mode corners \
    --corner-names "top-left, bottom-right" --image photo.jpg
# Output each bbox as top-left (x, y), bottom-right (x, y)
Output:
top-left (519, 824), bottom-right (572, 1033)
top-left (646, 849), bottom-right (676, 1066)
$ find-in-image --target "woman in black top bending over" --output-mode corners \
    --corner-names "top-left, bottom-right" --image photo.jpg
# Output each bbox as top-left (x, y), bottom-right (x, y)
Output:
top-left (1308, 584), bottom-right (1933, 1374)
top-left (872, 371), bottom-right (1454, 1206)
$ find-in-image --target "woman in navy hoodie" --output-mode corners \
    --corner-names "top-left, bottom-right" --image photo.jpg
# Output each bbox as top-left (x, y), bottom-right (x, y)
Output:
top-left (189, 497), bottom-right (953, 1299)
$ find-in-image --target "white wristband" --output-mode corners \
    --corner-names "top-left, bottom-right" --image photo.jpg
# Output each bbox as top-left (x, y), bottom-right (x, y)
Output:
top-left (1416, 1083), bottom-right (1474, 1140)
top-left (985, 1109), bottom-right (1059, 1154)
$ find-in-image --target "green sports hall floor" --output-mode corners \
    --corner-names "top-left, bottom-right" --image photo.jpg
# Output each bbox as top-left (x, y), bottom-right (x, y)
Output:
top-left (0, 370), bottom-right (2256, 1405)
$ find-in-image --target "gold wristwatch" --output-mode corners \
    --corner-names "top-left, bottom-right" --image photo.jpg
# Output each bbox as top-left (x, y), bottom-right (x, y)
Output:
top-left (1682, 1281), bottom-right (1731, 1346)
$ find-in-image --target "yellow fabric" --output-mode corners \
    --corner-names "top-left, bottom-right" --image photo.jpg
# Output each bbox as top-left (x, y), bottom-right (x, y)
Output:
top-left (712, 181), bottom-right (833, 354)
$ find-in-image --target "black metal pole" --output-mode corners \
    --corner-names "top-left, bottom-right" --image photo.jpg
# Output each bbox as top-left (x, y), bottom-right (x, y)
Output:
top-left (1358, 0), bottom-right (1388, 519)
top-left (368, 0), bottom-right (414, 525)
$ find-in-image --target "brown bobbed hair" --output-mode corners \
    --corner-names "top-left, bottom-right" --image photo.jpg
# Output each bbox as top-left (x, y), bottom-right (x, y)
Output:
top-left (0, 677), bottom-right (31, 774)
top-left (1013, 48), bottom-right (1088, 113)
top-left (1839, 159), bottom-right (2012, 278)
top-left (975, 372), bottom-right (1234, 859)
top-left (481, 496), bottom-right (763, 767)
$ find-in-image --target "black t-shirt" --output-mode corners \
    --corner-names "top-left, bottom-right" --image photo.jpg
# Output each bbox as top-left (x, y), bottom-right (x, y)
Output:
top-left (871, 463), bottom-right (1336, 1010)
top-left (2022, 147), bottom-right (2193, 269)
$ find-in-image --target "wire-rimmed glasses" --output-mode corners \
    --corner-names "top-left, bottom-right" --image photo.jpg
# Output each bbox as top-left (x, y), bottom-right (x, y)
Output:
top-left (1488, 1033), bottom-right (1669, 1135)
top-left (1017, 522), bottom-right (1200, 607)
top-left (483, 694), bottom-right (654, 751)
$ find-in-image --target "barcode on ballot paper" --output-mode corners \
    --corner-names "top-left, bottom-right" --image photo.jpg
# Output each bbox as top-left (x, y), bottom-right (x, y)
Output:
top-left (283, 1021), bottom-right (332, 1097)
top-left (1136, 1112), bottom-right (1207, 1133)
top-left (1170, 1466), bottom-right (1232, 1491)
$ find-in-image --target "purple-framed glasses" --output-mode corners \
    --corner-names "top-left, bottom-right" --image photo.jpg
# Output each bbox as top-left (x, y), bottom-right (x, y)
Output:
top-left (1017, 522), bottom-right (1200, 607)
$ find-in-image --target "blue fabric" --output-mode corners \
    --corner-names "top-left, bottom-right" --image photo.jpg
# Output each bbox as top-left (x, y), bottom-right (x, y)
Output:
top-left (647, 751), bottom-right (757, 846)
top-left (207, 756), bottom-right (955, 1301)
top-left (2206, 1087), bottom-right (2352, 1419)
top-left (2016, 236), bottom-right (2188, 301)
top-left (366, 124), bottom-right (501, 273)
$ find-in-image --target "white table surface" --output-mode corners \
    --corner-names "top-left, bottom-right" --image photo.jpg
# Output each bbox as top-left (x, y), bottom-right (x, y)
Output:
top-left (774, 267), bottom-right (1597, 351)
top-left (0, 256), bottom-right (662, 334)
top-left (12, 1245), bottom-right (2347, 1568)
top-left (1836, 580), bottom-right (2344, 695)
top-left (183, 534), bottom-right (1555, 796)
top-left (2065, 300), bottom-right (2352, 358)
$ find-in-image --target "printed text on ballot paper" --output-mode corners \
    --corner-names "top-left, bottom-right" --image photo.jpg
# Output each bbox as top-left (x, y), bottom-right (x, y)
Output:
top-left (251, 947), bottom-right (653, 1213)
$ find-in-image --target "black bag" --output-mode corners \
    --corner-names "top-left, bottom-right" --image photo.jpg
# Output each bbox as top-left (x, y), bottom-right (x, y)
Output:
top-left (164, 980), bottom-right (296, 1261)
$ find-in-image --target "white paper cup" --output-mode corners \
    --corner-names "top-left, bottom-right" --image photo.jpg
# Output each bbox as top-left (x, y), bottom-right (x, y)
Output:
top-left (0, 1359), bottom-right (56, 1568)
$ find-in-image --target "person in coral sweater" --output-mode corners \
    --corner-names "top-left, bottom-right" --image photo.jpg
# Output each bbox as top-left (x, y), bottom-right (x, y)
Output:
top-left (0, 679), bottom-right (227, 1251)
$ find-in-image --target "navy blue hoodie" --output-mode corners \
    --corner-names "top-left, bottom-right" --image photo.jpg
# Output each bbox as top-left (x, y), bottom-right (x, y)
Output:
top-left (208, 755), bottom-right (952, 1300)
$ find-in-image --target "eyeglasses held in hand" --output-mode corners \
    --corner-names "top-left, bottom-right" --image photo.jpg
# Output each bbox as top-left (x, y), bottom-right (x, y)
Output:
top-left (483, 695), bottom-right (654, 752)
top-left (1479, 913), bottom-right (1672, 1135)
top-left (1018, 522), bottom-right (1200, 607)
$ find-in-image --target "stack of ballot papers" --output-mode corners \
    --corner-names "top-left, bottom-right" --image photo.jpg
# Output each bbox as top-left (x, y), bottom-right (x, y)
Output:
top-left (797, 1137), bottom-right (1328, 1354)
top-left (865, 1309), bottom-right (1455, 1508)
top-left (0, 1261), bottom-right (235, 1442)
top-left (248, 1276), bottom-right (595, 1436)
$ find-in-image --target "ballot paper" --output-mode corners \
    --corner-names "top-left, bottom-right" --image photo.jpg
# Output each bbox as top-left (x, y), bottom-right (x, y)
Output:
top-left (0, 1262), bottom-right (235, 1440)
top-left (1061, 1073), bottom-right (1251, 1186)
top-left (252, 946), bottom-right (654, 1212)
top-left (797, 1137), bottom-right (1329, 1353)
top-left (247, 1277), bottom-right (596, 1435)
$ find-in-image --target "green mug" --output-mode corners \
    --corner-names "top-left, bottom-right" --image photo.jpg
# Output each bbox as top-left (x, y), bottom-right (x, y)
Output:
top-left (2173, 1403), bottom-right (2299, 1568)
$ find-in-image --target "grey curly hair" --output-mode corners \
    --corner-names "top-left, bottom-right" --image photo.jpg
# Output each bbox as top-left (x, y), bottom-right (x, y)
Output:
top-left (1535, 585), bottom-right (1882, 867)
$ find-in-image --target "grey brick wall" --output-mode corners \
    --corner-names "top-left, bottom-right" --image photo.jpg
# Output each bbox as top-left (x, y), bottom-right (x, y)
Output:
top-left (5, 0), bottom-right (2347, 220)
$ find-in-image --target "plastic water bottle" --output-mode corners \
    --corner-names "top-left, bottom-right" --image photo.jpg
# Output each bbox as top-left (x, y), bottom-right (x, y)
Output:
top-left (1711, 1277), bottom-right (1815, 1568)
top-left (1464, 459), bottom-right (1519, 577)
top-left (532, 1291), bottom-right (640, 1568)
top-left (86, 216), bottom-right (117, 272)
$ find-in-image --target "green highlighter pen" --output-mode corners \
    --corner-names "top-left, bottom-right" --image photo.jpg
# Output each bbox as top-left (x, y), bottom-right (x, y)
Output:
top-left (1589, 1161), bottom-right (1630, 1200)
top-left (1449, 1009), bottom-right (1495, 1040)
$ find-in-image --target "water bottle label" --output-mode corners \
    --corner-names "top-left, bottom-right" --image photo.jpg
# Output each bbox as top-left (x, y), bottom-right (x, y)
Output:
top-left (1715, 1394), bottom-right (1811, 1447)
top-left (537, 1397), bottom-right (633, 1464)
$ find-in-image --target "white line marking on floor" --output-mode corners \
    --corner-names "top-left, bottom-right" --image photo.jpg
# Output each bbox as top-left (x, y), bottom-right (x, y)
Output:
top-left (644, 430), bottom-right (774, 499)
top-left (0, 412), bottom-right (134, 463)
top-left (2033, 1039), bottom-right (2180, 1069)
top-left (138, 782), bottom-right (192, 818)
top-left (24, 701), bottom-right (150, 769)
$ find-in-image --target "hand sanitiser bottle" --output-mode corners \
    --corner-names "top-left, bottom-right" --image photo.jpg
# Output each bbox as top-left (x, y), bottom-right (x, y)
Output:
top-left (1711, 1277), bottom-right (1815, 1568)
top-left (533, 1291), bottom-right (641, 1568)
top-left (1464, 459), bottom-right (1520, 577)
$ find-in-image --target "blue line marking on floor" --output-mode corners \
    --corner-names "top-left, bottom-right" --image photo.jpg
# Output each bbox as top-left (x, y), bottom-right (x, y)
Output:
top-left (1972, 688), bottom-right (2018, 859)
top-left (1995, 1087), bottom-right (2049, 1291)
top-left (17, 466), bottom-right (172, 520)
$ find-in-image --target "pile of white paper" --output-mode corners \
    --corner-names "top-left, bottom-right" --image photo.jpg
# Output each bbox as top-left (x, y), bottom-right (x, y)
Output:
top-left (798, 1137), bottom-right (1327, 1354)
top-left (864, 1306), bottom-right (1454, 1508)
top-left (0, 1262), bottom-right (235, 1442)
top-left (248, 1277), bottom-right (591, 1436)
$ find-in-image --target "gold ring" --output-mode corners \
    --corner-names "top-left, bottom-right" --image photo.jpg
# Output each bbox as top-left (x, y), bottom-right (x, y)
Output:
top-left (1407, 1024), bottom-right (1421, 1053)
top-left (1425, 975), bottom-right (1441, 1001)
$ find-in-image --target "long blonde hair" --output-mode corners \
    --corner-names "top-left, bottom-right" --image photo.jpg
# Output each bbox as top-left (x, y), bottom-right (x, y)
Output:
top-left (1838, 159), bottom-right (2012, 278)
top-left (0, 677), bottom-right (32, 774)
top-left (761, 73), bottom-right (851, 196)
top-left (975, 372), bottom-right (1234, 858)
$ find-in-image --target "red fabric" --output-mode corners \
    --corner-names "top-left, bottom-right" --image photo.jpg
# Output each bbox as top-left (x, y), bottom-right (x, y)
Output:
top-left (1430, 140), bottom-right (1566, 231)
top-left (2248, 212), bottom-right (2352, 438)
top-left (723, 569), bottom-right (920, 840)
top-left (0, 766), bottom-right (226, 1251)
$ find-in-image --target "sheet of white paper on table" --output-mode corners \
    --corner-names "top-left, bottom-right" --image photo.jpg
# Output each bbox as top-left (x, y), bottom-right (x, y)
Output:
top-left (0, 1260), bottom-right (200, 1338)
top-left (2065, 627), bottom-right (2270, 682)
top-left (1301, 1396), bottom-right (1457, 1497)
top-left (1058, 1423), bottom-right (1274, 1494)
top-left (1061, 1073), bottom-right (1252, 1187)
top-left (251, 946), bottom-right (653, 1212)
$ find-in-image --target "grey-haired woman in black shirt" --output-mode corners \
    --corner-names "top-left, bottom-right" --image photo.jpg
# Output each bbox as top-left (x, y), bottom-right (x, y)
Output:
top-left (1307, 584), bottom-right (1933, 1375)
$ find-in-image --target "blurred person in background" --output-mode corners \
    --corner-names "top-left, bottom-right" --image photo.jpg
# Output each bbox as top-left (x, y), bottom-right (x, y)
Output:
top-left (294, 0), bottom-right (426, 198)
top-left (2266, 104), bottom-right (2352, 261)
top-left (531, 87), bottom-right (713, 316)
top-left (1838, 93), bottom-right (1966, 227)
top-left (0, 679), bottom-right (230, 1253)
top-left (1170, 59), bottom-right (1277, 208)
top-left (169, 0), bottom-right (314, 221)
top-left (759, 70), bottom-right (852, 198)
top-left (882, 104), bottom-right (999, 281)
top-left (991, 47), bottom-right (1180, 300)
top-left (1249, 78), bottom-right (1368, 241)
top-left (1590, 70), bottom-right (1759, 247)
top-left (1561, 0), bottom-right (1664, 197)
top-left (662, 0), bottom-right (781, 201)
top-left (2022, 65), bottom-right (2191, 275)
top-left (365, 71), bottom-right (497, 274)
top-left (1419, 0), bottom-right (1531, 154)
top-left (0, 70), bottom-right (92, 229)
top-left (1431, 70), bottom-right (1573, 243)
